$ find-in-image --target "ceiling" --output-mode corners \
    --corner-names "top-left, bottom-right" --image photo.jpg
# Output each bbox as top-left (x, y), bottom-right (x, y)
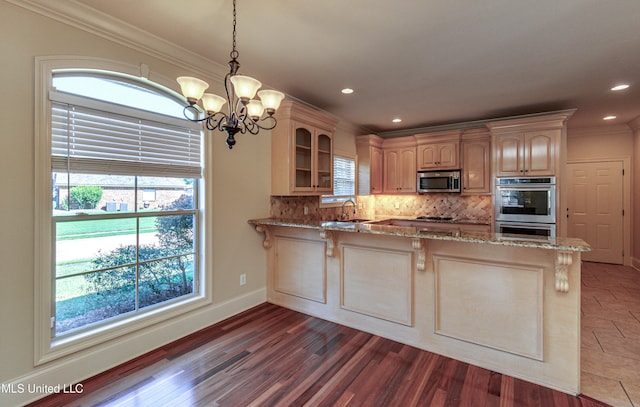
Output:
top-left (48, 0), bottom-right (640, 134)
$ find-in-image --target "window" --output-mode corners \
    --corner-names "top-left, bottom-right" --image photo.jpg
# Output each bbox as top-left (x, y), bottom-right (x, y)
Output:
top-left (321, 154), bottom-right (356, 205)
top-left (45, 69), bottom-right (203, 340)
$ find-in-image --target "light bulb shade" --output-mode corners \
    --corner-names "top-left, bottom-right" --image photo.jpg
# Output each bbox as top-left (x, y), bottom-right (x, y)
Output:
top-left (257, 90), bottom-right (285, 112)
top-left (246, 99), bottom-right (265, 119)
top-left (201, 93), bottom-right (227, 113)
top-left (230, 75), bottom-right (262, 99)
top-left (177, 76), bottom-right (209, 103)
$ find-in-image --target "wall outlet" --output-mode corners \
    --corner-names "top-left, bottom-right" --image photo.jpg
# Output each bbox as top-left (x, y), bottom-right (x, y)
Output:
top-left (303, 206), bottom-right (309, 215)
top-left (394, 201), bottom-right (400, 209)
top-left (240, 273), bottom-right (246, 286)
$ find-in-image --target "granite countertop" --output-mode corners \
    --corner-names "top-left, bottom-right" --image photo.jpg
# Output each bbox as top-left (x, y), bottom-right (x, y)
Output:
top-left (248, 218), bottom-right (591, 252)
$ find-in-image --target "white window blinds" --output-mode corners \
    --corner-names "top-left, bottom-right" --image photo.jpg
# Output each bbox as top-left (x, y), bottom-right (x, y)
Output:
top-left (322, 155), bottom-right (356, 204)
top-left (50, 95), bottom-right (202, 178)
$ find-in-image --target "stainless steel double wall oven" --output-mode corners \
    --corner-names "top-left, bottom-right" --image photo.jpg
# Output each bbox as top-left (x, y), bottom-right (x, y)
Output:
top-left (494, 177), bottom-right (556, 237)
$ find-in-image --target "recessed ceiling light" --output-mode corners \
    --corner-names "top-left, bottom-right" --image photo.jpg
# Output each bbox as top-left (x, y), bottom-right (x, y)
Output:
top-left (341, 88), bottom-right (354, 94)
top-left (611, 84), bottom-right (629, 91)
top-left (603, 115), bottom-right (617, 120)
top-left (392, 118), bottom-right (402, 123)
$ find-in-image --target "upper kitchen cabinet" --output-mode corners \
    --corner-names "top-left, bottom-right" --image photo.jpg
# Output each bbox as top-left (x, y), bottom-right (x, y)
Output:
top-left (461, 129), bottom-right (491, 195)
top-left (415, 130), bottom-right (461, 170)
top-left (493, 131), bottom-right (556, 177)
top-left (356, 134), bottom-right (384, 194)
top-left (383, 136), bottom-right (417, 193)
top-left (487, 111), bottom-right (574, 178)
top-left (271, 101), bottom-right (338, 195)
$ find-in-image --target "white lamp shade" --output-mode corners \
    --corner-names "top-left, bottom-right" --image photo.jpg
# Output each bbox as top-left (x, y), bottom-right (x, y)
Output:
top-left (201, 93), bottom-right (227, 113)
top-left (247, 99), bottom-right (265, 119)
top-left (230, 75), bottom-right (262, 99)
top-left (177, 76), bottom-right (209, 101)
top-left (257, 90), bottom-right (285, 111)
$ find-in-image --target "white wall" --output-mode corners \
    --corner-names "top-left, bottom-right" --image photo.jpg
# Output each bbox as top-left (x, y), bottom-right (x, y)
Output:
top-left (630, 117), bottom-right (640, 269)
top-left (0, 3), bottom-right (271, 405)
top-left (567, 125), bottom-right (634, 161)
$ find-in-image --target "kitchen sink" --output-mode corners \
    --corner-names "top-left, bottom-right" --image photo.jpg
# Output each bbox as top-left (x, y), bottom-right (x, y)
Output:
top-left (339, 218), bottom-right (371, 223)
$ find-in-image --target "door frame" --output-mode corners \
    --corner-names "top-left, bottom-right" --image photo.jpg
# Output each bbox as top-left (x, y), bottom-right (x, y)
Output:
top-left (566, 157), bottom-right (632, 266)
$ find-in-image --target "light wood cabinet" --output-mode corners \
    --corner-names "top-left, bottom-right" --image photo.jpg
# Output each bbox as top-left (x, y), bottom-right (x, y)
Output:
top-left (488, 110), bottom-right (575, 236)
top-left (493, 131), bottom-right (556, 177)
top-left (461, 130), bottom-right (491, 195)
top-left (383, 137), bottom-right (416, 193)
top-left (356, 134), bottom-right (384, 194)
top-left (271, 101), bottom-right (338, 195)
top-left (415, 130), bottom-right (461, 170)
top-left (370, 146), bottom-right (383, 194)
top-left (417, 141), bottom-right (459, 169)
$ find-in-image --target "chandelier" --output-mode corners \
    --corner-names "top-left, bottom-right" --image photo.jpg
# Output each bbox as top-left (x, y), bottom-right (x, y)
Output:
top-left (176, 0), bottom-right (285, 149)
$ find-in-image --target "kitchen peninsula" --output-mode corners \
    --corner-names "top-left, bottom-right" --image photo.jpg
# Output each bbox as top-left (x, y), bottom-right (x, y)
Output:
top-left (249, 218), bottom-right (590, 395)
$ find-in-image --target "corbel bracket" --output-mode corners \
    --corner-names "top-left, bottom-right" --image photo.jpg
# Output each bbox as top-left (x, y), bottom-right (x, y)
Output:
top-left (255, 224), bottom-right (273, 249)
top-left (555, 251), bottom-right (573, 292)
top-left (319, 230), bottom-right (336, 257)
top-left (412, 238), bottom-right (427, 271)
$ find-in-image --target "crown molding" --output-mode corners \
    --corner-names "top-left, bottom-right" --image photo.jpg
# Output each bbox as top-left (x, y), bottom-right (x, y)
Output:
top-left (379, 108), bottom-right (577, 139)
top-left (7, 0), bottom-right (227, 82)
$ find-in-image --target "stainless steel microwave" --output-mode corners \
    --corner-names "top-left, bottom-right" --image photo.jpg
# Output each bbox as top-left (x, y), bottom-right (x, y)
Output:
top-left (417, 170), bottom-right (461, 193)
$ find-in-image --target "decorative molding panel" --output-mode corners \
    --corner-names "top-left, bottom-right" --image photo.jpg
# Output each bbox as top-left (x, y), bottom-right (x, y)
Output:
top-left (274, 236), bottom-right (327, 303)
top-left (341, 244), bottom-right (413, 326)
top-left (433, 255), bottom-right (544, 360)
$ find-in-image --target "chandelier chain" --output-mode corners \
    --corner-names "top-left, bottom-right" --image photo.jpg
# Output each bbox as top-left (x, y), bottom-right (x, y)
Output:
top-left (230, 0), bottom-right (239, 60)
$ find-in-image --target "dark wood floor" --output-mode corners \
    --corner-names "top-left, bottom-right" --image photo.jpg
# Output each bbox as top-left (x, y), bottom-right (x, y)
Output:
top-left (30, 303), bottom-right (608, 407)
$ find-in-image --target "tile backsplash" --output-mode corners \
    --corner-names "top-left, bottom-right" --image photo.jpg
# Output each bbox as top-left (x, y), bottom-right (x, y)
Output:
top-left (270, 194), bottom-right (492, 222)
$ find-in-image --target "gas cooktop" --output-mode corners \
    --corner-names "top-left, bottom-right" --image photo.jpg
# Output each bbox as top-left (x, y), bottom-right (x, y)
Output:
top-left (415, 216), bottom-right (454, 221)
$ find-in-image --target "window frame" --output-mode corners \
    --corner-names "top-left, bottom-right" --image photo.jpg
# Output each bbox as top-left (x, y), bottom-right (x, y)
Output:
top-left (320, 152), bottom-right (358, 207)
top-left (34, 57), bottom-right (211, 364)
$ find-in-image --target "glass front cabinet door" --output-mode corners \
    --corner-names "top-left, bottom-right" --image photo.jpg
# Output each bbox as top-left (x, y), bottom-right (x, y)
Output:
top-left (272, 101), bottom-right (337, 195)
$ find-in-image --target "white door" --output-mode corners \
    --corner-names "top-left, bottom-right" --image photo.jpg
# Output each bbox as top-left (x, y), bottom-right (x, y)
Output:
top-left (567, 161), bottom-right (624, 264)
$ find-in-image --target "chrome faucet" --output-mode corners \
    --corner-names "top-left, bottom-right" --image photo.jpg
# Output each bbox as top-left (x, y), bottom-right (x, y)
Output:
top-left (341, 199), bottom-right (357, 220)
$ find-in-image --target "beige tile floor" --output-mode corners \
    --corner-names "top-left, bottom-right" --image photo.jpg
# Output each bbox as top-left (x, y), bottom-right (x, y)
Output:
top-left (581, 261), bottom-right (640, 407)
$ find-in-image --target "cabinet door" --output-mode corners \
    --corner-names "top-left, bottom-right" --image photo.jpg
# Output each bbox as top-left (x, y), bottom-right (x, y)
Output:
top-left (462, 139), bottom-right (491, 195)
top-left (437, 142), bottom-right (459, 169)
top-left (383, 149), bottom-right (400, 193)
top-left (418, 144), bottom-right (438, 169)
top-left (315, 132), bottom-right (333, 192)
top-left (370, 146), bottom-right (384, 194)
top-left (398, 148), bottom-right (416, 192)
top-left (418, 142), bottom-right (458, 169)
top-left (524, 131), bottom-right (555, 176)
top-left (293, 125), bottom-right (314, 192)
top-left (495, 134), bottom-right (524, 177)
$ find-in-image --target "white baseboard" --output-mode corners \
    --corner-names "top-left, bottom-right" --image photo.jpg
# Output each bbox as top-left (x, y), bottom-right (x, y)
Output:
top-left (1, 288), bottom-right (266, 407)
